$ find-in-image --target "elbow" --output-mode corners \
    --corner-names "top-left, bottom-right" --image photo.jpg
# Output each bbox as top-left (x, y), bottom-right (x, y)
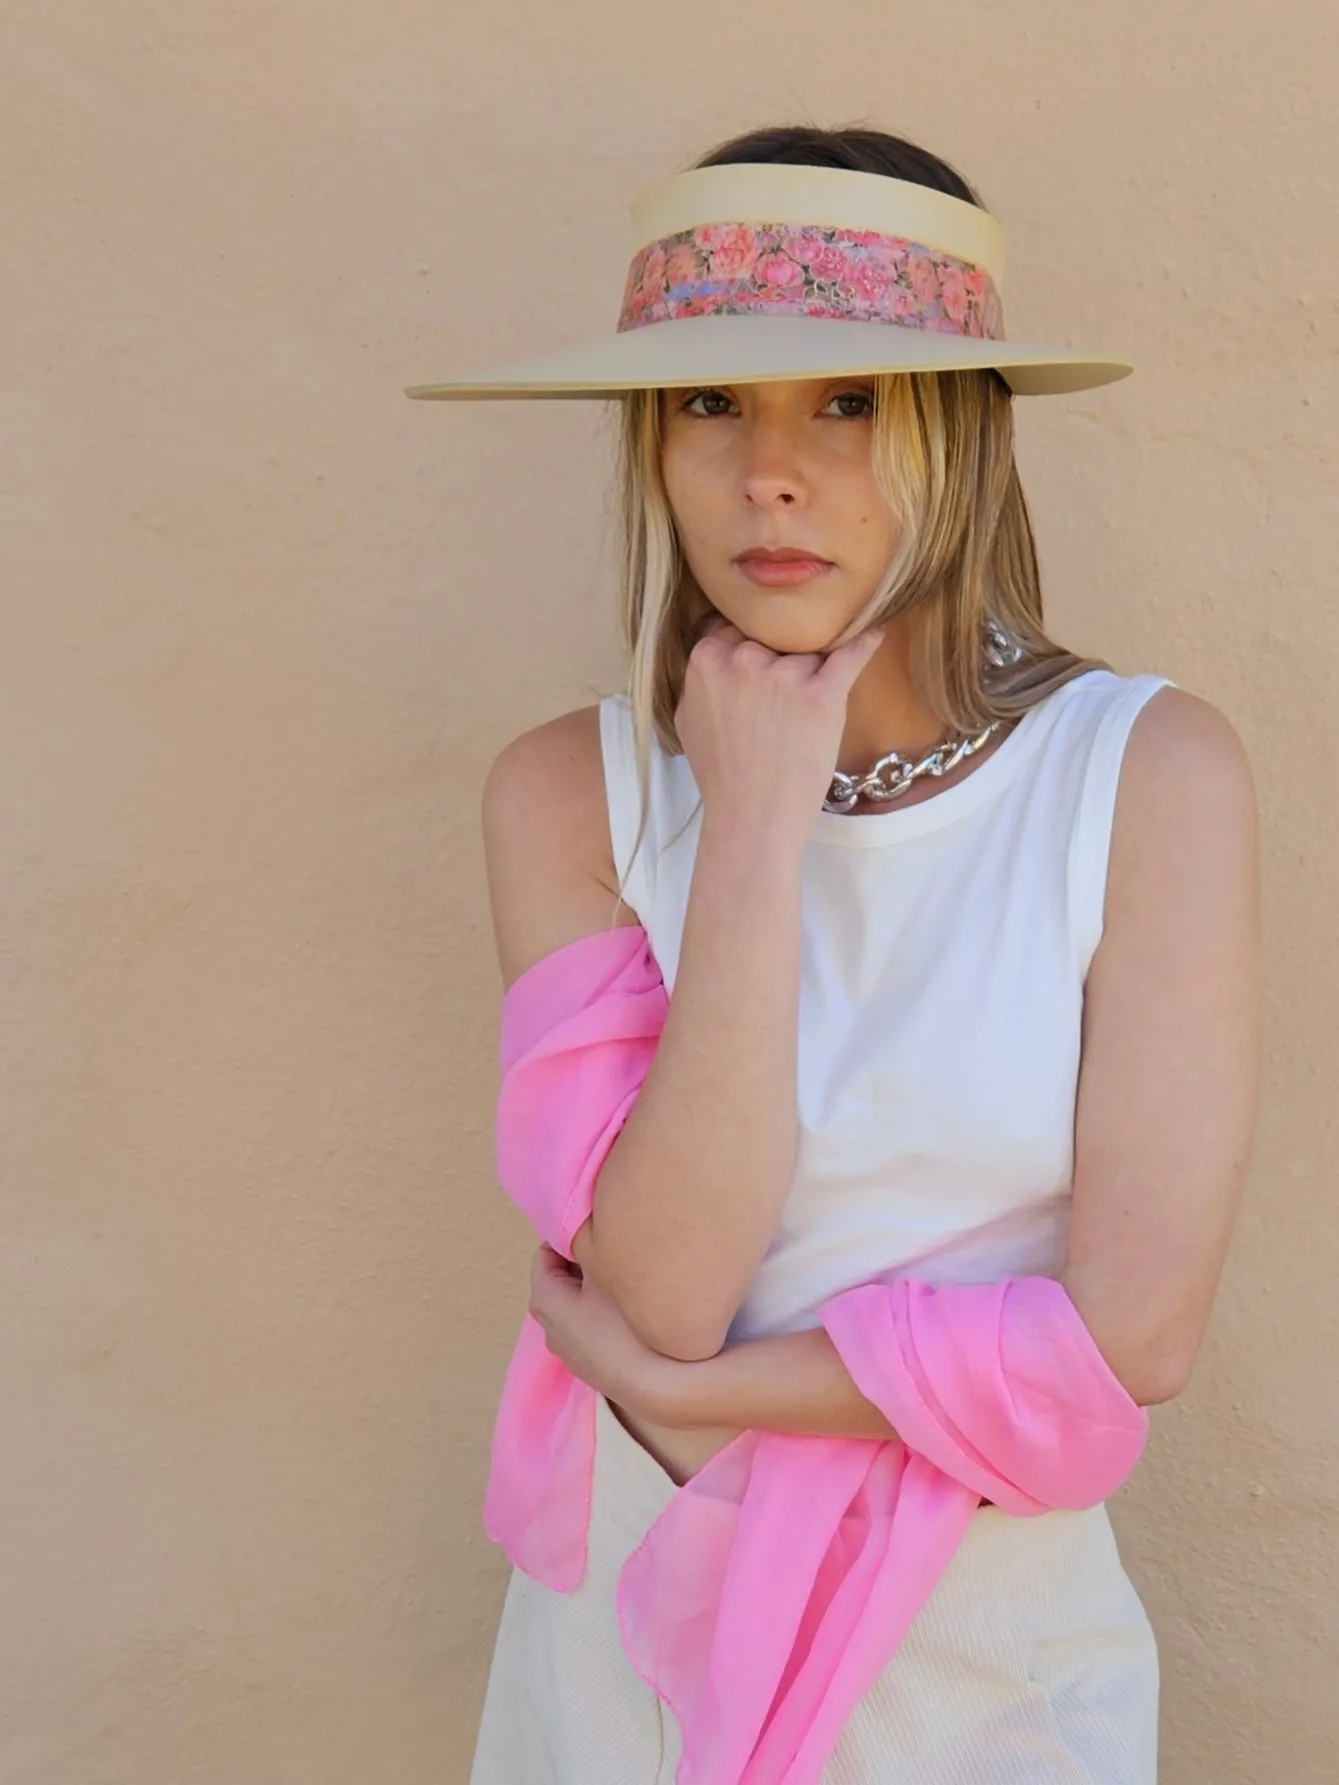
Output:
top-left (1058, 1273), bottom-right (1200, 1407)
top-left (570, 1222), bottom-right (731, 1363)
top-left (1127, 1342), bottom-right (1197, 1407)
top-left (635, 1321), bottom-right (727, 1365)
top-left (625, 1296), bottom-right (731, 1363)
top-left (1099, 1331), bottom-right (1199, 1408)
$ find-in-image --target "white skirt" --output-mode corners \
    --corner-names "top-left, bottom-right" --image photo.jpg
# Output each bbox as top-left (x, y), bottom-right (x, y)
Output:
top-left (470, 1392), bottom-right (1160, 1784)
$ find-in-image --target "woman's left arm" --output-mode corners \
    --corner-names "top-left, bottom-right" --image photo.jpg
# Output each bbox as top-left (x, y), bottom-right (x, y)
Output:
top-left (1046, 686), bottom-right (1263, 1405)
top-left (534, 690), bottom-right (1262, 1431)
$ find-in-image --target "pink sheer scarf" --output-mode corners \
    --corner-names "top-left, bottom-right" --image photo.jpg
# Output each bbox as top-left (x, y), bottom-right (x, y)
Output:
top-left (486, 924), bottom-right (1147, 1785)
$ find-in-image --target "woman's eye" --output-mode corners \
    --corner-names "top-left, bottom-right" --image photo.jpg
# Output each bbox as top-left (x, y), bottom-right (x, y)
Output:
top-left (828, 390), bottom-right (875, 419)
top-left (680, 388), bottom-right (734, 417)
top-left (678, 388), bottom-right (874, 419)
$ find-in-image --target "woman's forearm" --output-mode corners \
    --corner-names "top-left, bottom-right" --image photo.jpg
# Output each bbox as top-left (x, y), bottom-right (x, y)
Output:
top-left (572, 808), bottom-right (805, 1362)
top-left (646, 1326), bottom-right (900, 1442)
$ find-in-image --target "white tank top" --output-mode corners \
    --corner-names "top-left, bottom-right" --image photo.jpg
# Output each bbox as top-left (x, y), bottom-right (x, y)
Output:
top-left (598, 667), bottom-right (1174, 1345)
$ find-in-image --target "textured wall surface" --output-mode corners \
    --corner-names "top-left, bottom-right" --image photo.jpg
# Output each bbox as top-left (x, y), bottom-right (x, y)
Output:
top-left (1, 3), bottom-right (1335, 1781)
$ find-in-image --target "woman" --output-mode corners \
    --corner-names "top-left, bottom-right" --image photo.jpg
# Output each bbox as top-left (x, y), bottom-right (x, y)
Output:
top-left (408, 125), bottom-right (1261, 1783)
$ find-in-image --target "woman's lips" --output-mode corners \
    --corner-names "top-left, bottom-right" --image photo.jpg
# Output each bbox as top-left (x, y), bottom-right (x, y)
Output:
top-left (734, 557), bottom-right (834, 587)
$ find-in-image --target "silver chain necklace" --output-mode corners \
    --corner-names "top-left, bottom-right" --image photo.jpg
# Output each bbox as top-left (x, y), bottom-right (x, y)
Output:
top-left (823, 621), bottom-right (1024, 815)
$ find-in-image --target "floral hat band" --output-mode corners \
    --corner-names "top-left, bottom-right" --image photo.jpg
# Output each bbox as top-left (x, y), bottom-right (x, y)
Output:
top-left (617, 220), bottom-right (1005, 341)
top-left (404, 161), bottom-right (1132, 401)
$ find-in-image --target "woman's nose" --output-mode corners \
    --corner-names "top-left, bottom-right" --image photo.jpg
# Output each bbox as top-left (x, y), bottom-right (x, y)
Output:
top-left (739, 421), bottom-right (809, 508)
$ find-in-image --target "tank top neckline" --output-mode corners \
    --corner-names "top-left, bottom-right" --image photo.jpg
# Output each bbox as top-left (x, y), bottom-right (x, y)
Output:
top-left (807, 667), bottom-right (1107, 849)
top-left (607, 667), bottom-right (1116, 855)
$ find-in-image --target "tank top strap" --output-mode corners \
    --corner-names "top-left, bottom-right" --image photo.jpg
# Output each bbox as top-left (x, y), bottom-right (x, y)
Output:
top-left (598, 692), bottom-right (653, 920)
top-left (1067, 671), bottom-right (1176, 979)
top-left (599, 691), bottom-right (706, 983)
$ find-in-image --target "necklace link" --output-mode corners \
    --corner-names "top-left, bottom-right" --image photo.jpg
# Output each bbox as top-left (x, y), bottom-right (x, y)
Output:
top-left (822, 621), bottom-right (1024, 815)
top-left (824, 724), bottom-right (1001, 813)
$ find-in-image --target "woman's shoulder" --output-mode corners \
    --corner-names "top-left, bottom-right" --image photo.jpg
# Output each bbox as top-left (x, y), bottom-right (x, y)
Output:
top-left (1048, 668), bottom-right (1257, 983)
top-left (1046, 666), bottom-right (1243, 771)
top-left (1107, 674), bottom-right (1252, 797)
top-left (483, 701), bottom-right (607, 836)
top-left (481, 703), bottom-right (639, 991)
top-left (1052, 665), bottom-right (1254, 858)
top-left (1127, 683), bottom-right (1256, 832)
top-left (1104, 678), bottom-right (1258, 921)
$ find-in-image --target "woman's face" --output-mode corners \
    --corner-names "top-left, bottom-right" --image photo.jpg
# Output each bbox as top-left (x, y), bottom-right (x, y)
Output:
top-left (658, 377), bottom-right (899, 655)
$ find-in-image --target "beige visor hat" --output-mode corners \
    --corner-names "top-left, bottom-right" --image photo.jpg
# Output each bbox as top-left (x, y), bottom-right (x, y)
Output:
top-left (403, 161), bottom-right (1131, 403)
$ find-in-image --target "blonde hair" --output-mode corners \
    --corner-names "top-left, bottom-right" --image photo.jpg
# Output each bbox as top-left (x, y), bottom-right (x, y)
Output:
top-left (604, 365), bottom-right (1111, 910)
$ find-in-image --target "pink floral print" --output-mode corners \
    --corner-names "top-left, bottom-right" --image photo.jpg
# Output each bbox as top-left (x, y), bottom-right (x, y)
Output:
top-left (617, 220), bottom-right (1004, 339)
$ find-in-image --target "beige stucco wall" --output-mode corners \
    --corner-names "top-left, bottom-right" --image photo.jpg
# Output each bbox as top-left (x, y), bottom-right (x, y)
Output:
top-left (2, 3), bottom-right (1335, 1781)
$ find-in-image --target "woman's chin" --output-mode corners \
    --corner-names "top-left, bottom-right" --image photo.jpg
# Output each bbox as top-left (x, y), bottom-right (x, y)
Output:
top-left (702, 588), bottom-right (860, 656)
top-left (740, 618), bottom-right (852, 656)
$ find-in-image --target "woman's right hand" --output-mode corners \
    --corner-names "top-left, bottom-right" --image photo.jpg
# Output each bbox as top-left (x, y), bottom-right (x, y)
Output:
top-left (675, 614), bottom-right (887, 843)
